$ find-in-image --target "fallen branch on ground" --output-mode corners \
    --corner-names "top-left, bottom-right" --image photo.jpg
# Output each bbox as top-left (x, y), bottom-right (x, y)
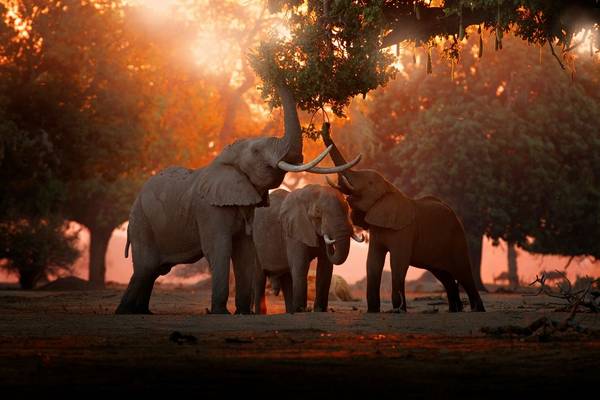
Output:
top-left (525, 271), bottom-right (599, 313)
top-left (482, 292), bottom-right (600, 342)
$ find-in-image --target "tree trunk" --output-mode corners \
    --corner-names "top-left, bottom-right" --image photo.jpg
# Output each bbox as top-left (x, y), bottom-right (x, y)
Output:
top-left (507, 242), bottom-right (519, 289)
top-left (217, 89), bottom-right (240, 147)
top-left (88, 226), bottom-right (113, 289)
top-left (19, 269), bottom-right (39, 290)
top-left (217, 76), bottom-right (255, 149)
top-left (466, 232), bottom-right (487, 292)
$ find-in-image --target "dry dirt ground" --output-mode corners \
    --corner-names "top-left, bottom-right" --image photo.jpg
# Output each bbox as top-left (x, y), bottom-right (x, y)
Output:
top-left (0, 286), bottom-right (599, 397)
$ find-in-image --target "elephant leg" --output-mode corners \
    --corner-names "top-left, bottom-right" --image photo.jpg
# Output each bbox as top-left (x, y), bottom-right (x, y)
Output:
top-left (205, 235), bottom-right (233, 314)
top-left (457, 272), bottom-right (486, 312)
top-left (232, 234), bottom-right (255, 314)
top-left (286, 240), bottom-right (312, 313)
top-left (116, 268), bottom-right (159, 314)
top-left (430, 269), bottom-right (462, 312)
top-left (453, 249), bottom-right (486, 312)
top-left (116, 237), bottom-right (160, 314)
top-left (366, 241), bottom-right (387, 313)
top-left (390, 250), bottom-right (410, 312)
top-left (254, 267), bottom-right (267, 315)
top-left (313, 256), bottom-right (333, 312)
top-left (279, 272), bottom-right (294, 313)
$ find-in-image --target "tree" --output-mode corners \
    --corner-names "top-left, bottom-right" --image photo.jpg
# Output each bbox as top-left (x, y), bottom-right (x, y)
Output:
top-left (0, 218), bottom-right (79, 289)
top-left (250, 2), bottom-right (599, 289)
top-left (254, 1), bottom-right (599, 111)
top-left (188, 0), bottom-right (282, 149)
top-left (507, 242), bottom-right (519, 289)
top-left (0, 1), bottom-right (162, 287)
top-left (0, 92), bottom-right (80, 288)
top-left (331, 32), bottom-right (600, 288)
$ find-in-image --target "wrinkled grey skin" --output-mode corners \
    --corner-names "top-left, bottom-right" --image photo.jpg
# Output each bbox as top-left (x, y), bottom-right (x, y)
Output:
top-left (323, 133), bottom-right (485, 313)
top-left (253, 185), bottom-right (353, 314)
top-left (116, 87), bottom-right (309, 315)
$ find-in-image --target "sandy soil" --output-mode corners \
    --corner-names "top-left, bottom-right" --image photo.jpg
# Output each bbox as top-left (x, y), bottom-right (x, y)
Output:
top-left (0, 286), bottom-right (599, 397)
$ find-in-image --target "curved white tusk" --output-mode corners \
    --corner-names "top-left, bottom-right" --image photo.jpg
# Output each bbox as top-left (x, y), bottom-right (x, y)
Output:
top-left (277, 145), bottom-right (332, 172)
top-left (324, 234), bottom-right (336, 245)
top-left (341, 175), bottom-right (355, 192)
top-left (306, 154), bottom-right (362, 174)
top-left (351, 233), bottom-right (365, 243)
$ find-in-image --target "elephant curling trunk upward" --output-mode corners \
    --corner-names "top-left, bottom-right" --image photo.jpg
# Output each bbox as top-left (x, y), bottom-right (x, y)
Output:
top-left (325, 236), bottom-right (351, 265)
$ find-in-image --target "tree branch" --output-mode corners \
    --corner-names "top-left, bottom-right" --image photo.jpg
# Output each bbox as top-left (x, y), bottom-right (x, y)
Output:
top-left (381, 5), bottom-right (493, 47)
top-left (381, 1), bottom-right (600, 49)
top-left (548, 40), bottom-right (566, 70)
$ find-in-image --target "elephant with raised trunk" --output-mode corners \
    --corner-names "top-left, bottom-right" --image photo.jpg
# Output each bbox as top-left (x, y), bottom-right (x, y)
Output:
top-left (253, 185), bottom-right (363, 314)
top-left (322, 126), bottom-right (485, 313)
top-left (115, 87), bottom-right (360, 315)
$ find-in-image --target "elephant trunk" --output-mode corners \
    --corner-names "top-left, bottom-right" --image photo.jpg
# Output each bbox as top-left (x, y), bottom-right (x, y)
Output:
top-left (321, 127), bottom-right (349, 168)
top-left (274, 92), bottom-right (361, 174)
top-left (276, 85), bottom-right (303, 164)
top-left (325, 236), bottom-right (351, 265)
top-left (321, 128), bottom-right (357, 191)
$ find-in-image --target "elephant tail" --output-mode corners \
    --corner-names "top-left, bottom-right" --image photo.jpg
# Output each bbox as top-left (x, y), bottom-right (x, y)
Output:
top-left (124, 230), bottom-right (131, 258)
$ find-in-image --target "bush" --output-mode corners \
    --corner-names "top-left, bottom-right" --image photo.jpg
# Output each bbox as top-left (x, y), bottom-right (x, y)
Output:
top-left (0, 218), bottom-right (80, 289)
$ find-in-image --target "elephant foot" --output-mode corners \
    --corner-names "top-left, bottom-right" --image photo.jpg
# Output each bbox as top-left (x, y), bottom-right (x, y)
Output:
top-left (209, 307), bottom-right (231, 315)
top-left (115, 303), bottom-right (153, 315)
top-left (366, 308), bottom-right (380, 313)
top-left (387, 307), bottom-right (406, 314)
top-left (313, 305), bottom-right (327, 312)
top-left (234, 309), bottom-right (253, 315)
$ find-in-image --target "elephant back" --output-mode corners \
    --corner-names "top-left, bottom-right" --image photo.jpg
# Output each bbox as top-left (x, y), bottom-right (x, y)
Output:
top-left (139, 166), bottom-right (200, 230)
top-left (137, 166), bottom-right (204, 255)
top-left (253, 189), bottom-right (289, 273)
top-left (414, 195), bottom-right (465, 249)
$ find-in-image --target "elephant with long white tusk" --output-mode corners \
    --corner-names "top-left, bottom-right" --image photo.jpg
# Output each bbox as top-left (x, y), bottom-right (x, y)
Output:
top-left (115, 86), bottom-right (361, 315)
top-left (252, 185), bottom-right (364, 314)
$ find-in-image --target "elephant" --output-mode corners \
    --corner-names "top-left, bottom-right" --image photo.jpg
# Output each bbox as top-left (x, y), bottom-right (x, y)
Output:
top-left (115, 87), bottom-right (360, 315)
top-left (252, 185), bottom-right (364, 314)
top-left (321, 127), bottom-right (485, 313)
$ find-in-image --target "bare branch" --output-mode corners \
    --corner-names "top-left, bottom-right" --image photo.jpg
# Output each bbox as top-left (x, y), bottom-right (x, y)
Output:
top-left (527, 271), bottom-right (599, 313)
top-left (563, 255), bottom-right (575, 270)
top-left (548, 40), bottom-right (566, 70)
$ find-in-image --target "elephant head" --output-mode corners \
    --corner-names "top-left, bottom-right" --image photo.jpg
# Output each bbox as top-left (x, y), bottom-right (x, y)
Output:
top-left (323, 131), bottom-right (415, 231)
top-left (279, 185), bottom-right (363, 265)
top-left (196, 87), bottom-right (361, 207)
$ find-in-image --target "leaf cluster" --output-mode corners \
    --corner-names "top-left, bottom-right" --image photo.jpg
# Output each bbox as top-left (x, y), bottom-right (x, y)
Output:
top-left (251, 0), bottom-right (397, 118)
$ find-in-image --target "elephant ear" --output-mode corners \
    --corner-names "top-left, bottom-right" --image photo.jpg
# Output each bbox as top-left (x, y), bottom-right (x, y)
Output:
top-left (196, 165), bottom-right (263, 206)
top-left (365, 192), bottom-right (415, 230)
top-left (279, 193), bottom-right (319, 247)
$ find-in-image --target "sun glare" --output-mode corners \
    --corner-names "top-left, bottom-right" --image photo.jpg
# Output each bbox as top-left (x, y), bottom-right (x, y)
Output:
top-left (192, 30), bottom-right (237, 74)
top-left (573, 27), bottom-right (599, 57)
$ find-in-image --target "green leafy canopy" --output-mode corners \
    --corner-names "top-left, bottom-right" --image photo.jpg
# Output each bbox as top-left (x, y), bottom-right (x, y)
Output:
top-left (252, 1), bottom-right (600, 121)
top-left (251, 0), bottom-right (397, 118)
